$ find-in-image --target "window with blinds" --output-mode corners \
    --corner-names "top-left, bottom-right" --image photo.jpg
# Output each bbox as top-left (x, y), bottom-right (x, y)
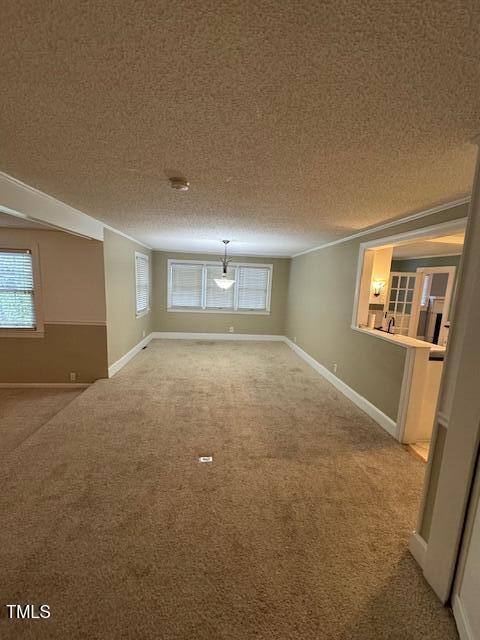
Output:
top-left (169, 263), bottom-right (203, 308)
top-left (168, 261), bottom-right (272, 313)
top-left (237, 266), bottom-right (269, 310)
top-left (135, 252), bottom-right (150, 316)
top-left (206, 265), bottom-right (235, 309)
top-left (0, 249), bottom-right (36, 329)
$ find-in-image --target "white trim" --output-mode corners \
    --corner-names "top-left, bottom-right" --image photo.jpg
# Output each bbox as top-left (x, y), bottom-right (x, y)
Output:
top-left (167, 308), bottom-right (270, 315)
top-left (408, 531), bottom-right (428, 569)
top-left (283, 337), bottom-right (398, 438)
top-left (293, 198), bottom-right (470, 257)
top-left (108, 333), bottom-right (153, 377)
top-left (151, 332), bottom-right (284, 341)
top-left (0, 382), bottom-right (90, 388)
top-left (453, 595), bottom-right (475, 640)
top-left (0, 171), bottom-right (104, 241)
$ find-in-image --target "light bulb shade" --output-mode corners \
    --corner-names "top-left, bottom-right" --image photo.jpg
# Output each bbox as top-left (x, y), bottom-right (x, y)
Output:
top-left (214, 276), bottom-right (235, 290)
top-left (372, 280), bottom-right (386, 296)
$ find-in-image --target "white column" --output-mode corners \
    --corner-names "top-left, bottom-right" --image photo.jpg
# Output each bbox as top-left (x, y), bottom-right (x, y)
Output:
top-left (420, 139), bottom-right (480, 601)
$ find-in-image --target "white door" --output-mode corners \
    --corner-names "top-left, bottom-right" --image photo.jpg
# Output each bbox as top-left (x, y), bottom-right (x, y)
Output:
top-left (453, 461), bottom-right (480, 640)
top-left (384, 272), bottom-right (417, 335)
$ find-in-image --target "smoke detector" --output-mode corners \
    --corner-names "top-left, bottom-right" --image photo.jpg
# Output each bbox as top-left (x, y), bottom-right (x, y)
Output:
top-left (169, 177), bottom-right (189, 192)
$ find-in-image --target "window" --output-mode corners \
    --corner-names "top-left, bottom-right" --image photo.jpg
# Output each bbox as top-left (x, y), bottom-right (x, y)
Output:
top-left (168, 260), bottom-right (272, 314)
top-left (0, 249), bottom-right (37, 330)
top-left (135, 252), bottom-right (150, 316)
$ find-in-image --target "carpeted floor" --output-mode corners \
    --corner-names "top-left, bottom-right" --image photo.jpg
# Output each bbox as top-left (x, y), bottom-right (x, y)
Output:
top-left (0, 388), bottom-right (82, 457)
top-left (0, 340), bottom-right (458, 639)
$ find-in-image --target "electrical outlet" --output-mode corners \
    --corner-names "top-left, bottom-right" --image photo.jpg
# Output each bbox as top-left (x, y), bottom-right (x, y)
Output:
top-left (333, 363), bottom-right (338, 374)
top-left (69, 372), bottom-right (76, 382)
top-left (229, 326), bottom-right (234, 333)
top-left (293, 336), bottom-right (297, 343)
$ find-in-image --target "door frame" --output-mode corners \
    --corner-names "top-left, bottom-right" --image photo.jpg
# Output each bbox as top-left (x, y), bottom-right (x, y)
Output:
top-left (408, 266), bottom-right (457, 345)
top-left (451, 451), bottom-right (480, 639)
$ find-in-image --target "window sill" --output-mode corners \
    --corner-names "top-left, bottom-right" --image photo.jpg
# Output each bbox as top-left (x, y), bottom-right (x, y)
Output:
top-left (0, 329), bottom-right (45, 338)
top-left (136, 309), bottom-right (150, 319)
top-left (167, 308), bottom-right (270, 316)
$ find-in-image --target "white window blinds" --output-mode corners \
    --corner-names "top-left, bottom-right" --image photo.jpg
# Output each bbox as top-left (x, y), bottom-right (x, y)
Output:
top-left (168, 261), bottom-right (272, 313)
top-left (206, 265), bottom-right (235, 309)
top-left (0, 249), bottom-right (36, 329)
top-left (135, 253), bottom-right (150, 315)
top-left (237, 266), bottom-right (270, 310)
top-left (170, 263), bottom-right (203, 308)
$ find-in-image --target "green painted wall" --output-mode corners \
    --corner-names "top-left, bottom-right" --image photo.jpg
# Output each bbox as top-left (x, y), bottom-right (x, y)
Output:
top-left (153, 252), bottom-right (290, 335)
top-left (391, 254), bottom-right (461, 272)
top-left (104, 229), bottom-right (153, 365)
top-left (285, 203), bottom-right (469, 422)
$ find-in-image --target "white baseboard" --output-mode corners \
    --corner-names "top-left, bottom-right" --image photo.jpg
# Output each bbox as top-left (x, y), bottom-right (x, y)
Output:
top-left (453, 594), bottom-right (474, 640)
top-left (151, 332), bottom-right (285, 341)
top-left (108, 333), bottom-right (153, 377)
top-left (283, 337), bottom-right (398, 439)
top-left (0, 383), bottom-right (90, 388)
top-left (408, 531), bottom-right (427, 569)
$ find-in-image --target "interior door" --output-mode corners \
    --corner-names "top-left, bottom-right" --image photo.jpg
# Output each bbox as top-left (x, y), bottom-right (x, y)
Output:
top-left (452, 458), bottom-right (480, 640)
top-left (384, 272), bottom-right (416, 335)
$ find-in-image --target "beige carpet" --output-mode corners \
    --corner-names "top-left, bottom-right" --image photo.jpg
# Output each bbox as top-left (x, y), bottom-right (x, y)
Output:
top-left (0, 387), bottom-right (82, 457)
top-left (0, 341), bottom-right (458, 639)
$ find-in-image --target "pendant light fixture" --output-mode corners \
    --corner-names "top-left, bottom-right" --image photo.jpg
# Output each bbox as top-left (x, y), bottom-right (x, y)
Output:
top-left (214, 240), bottom-right (235, 289)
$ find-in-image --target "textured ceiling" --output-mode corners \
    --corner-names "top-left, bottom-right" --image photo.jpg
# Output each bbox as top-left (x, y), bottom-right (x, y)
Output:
top-left (1, 1), bottom-right (480, 255)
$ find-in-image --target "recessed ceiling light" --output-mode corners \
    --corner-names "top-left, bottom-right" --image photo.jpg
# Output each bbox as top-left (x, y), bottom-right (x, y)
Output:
top-left (169, 177), bottom-right (189, 192)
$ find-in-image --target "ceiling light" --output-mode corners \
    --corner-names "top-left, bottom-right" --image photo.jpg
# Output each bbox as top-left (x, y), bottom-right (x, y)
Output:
top-left (214, 240), bottom-right (235, 290)
top-left (169, 177), bottom-right (189, 192)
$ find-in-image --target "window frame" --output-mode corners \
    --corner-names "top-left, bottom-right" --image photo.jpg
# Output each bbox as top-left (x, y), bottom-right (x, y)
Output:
top-left (135, 251), bottom-right (151, 318)
top-left (0, 241), bottom-right (44, 338)
top-left (167, 259), bottom-right (273, 315)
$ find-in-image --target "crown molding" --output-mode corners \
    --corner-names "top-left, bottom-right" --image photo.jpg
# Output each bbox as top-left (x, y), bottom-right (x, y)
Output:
top-left (292, 197), bottom-right (471, 258)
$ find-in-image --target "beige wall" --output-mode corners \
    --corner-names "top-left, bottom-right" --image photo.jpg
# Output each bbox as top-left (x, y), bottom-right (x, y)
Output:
top-left (285, 203), bottom-right (469, 421)
top-left (0, 228), bottom-right (108, 382)
top-left (104, 229), bottom-right (153, 365)
top-left (152, 252), bottom-right (290, 335)
top-left (1, 324), bottom-right (108, 383)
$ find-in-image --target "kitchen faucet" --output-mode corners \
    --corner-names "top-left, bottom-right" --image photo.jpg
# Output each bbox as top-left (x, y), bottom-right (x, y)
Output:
top-left (387, 316), bottom-right (395, 334)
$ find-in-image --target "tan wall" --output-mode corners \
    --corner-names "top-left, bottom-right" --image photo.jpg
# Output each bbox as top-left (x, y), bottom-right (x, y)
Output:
top-left (104, 229), bottom-right (153, 365)
top-left (152, 252), bottom-right (290, 335)
top-left (0, 228), bottom-right (108, 382)
top-left (285, 203), bottom-right (469, 422)
top-left (0, 324), bottom-right (108, 383)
